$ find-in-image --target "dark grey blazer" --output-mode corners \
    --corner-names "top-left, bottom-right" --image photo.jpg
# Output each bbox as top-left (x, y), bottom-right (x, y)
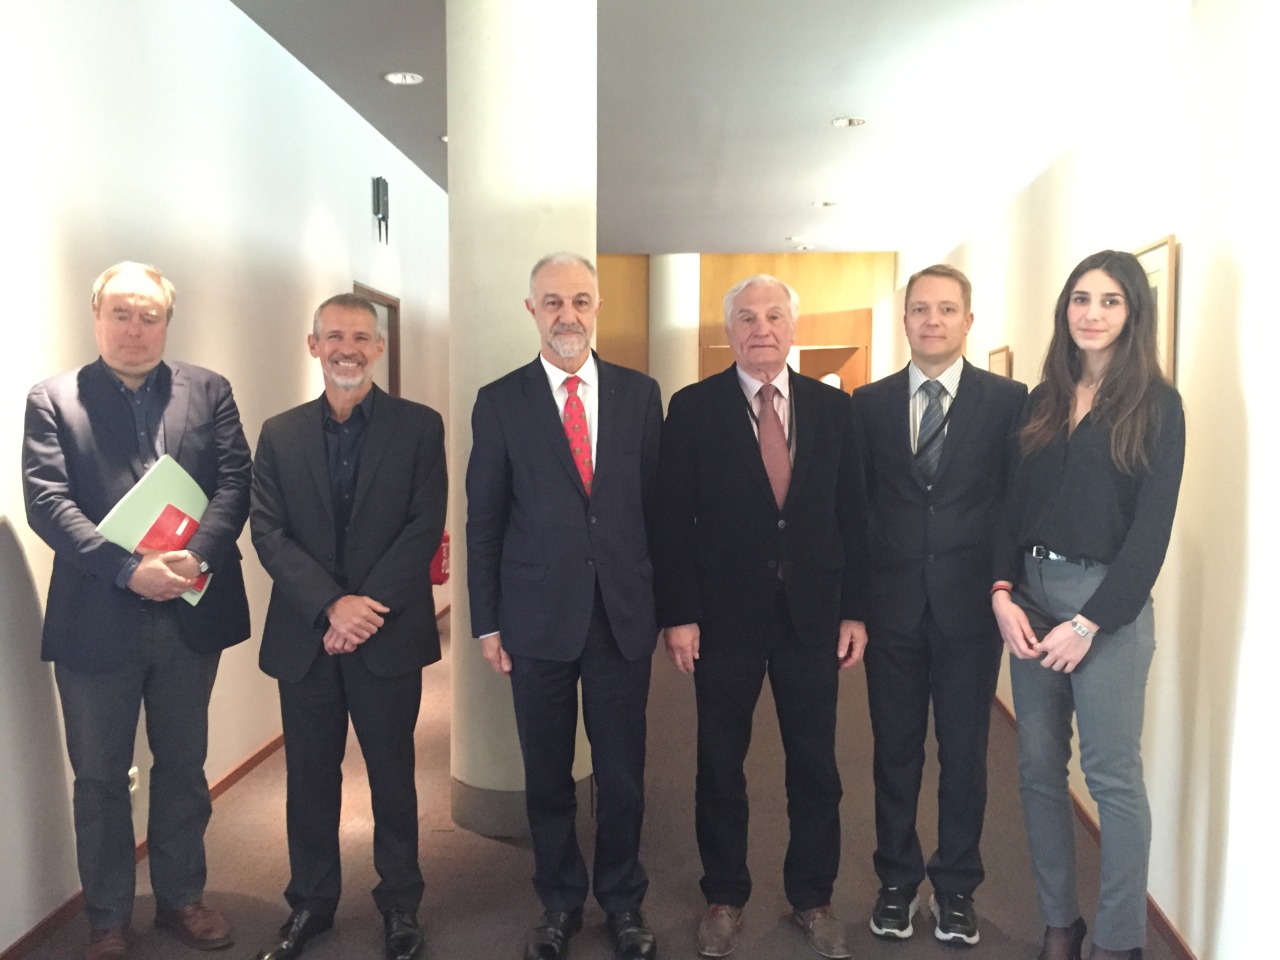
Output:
top-left (251, 385), bottom-right (447, 683)
top-left (851, 359), bottom-right (1027, 639)
top-left (23, 359), bottom-right (252, 672)
top-left (653, 364), bottom-right (871, 649)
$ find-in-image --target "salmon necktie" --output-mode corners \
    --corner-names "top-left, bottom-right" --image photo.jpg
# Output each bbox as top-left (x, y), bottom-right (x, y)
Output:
top-left (757, 383), bottom-right (790, 508)
top-left (563, 375), bottom-right (593, 495)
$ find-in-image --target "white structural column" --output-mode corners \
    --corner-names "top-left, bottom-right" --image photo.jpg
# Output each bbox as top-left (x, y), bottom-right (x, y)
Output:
top-left (647, 254), bottom-right (702, 407)
top-left (447, 0), bottom-right (598, 836)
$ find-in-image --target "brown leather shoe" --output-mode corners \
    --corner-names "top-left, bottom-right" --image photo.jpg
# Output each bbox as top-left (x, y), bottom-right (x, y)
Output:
top-left (155, 901), bottom-right (233, 950)
top-left (791, 905), bottom-right (851, 959)
top-left (86, 927), bottom-right (128, 960)
top-left (697, 904), bottom-right (743, 957)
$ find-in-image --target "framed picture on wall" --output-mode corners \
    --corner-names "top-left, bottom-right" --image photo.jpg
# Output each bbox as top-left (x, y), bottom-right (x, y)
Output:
top-left (988, 345), bottom-right (1013, 379)
top-left (1134, 235), bottom-right (1178, 380)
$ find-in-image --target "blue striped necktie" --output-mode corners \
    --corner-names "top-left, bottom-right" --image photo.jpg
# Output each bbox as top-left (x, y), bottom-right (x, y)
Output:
top-left (916, 380), bottom-right (945, 483)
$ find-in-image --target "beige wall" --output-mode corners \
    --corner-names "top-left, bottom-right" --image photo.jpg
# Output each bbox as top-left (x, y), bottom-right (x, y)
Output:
top-left (0, 0), bottom-right (450, 949)
top-left (885, 1), bottom-right (1271, 955)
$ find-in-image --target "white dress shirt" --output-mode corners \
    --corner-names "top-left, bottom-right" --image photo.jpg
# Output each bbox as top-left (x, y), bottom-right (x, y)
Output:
top-left (908, 356), bottom-right (963, 452)
top-left (541, 352), bottom-right (599, 464)
top-left (736, 364), bottom-right (793, 460)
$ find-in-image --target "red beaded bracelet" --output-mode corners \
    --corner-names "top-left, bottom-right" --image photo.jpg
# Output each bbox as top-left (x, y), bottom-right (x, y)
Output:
top-left (990, 580), bottom-right (1013, 596)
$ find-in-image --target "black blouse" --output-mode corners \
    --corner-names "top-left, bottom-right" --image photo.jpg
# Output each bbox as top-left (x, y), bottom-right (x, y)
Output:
top-left (996, 379), bottom-right (1185, 634)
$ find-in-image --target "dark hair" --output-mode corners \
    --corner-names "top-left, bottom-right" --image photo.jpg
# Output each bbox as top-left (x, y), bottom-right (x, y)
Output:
top-left (1020, 250), bottom-right (1166, 475)
top-left (905, 263), bottom-right (972, 313)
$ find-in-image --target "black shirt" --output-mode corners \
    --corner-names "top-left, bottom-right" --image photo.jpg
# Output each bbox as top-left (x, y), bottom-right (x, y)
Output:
top-left (997, 379), bottom-right (1185, 633)
top-left (323, 389), bottom-right (375, 587)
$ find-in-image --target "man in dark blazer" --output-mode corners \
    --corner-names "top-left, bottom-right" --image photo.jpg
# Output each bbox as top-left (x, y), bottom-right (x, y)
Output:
top-left (249, 293), bottom-right (446, 960)
top-left (850, 265), bottom-right (1026, 947)
top-left (654, 275), bottom-right (870, 960)
top-left (467, 252), bottom-right (662, 960)
top-left (23, 261), bottom-right (250, 960)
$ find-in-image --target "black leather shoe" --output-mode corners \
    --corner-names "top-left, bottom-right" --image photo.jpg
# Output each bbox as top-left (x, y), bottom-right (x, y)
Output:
top-left (383, 911), bottom-right (425, 960)
top-left (606, 910), bottom-right (657, 960)
top-left (251, 909), bottom-right (334, 960)
top-left (524, 908), bottom-right (583, 960)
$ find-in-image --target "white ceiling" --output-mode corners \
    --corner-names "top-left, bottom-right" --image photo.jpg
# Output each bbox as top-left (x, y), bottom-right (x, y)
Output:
top-left (227, 0), bottom-right (1120, 255)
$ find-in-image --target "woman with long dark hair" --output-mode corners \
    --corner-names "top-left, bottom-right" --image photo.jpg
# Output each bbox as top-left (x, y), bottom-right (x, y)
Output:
top-left (992, 250), bottom-right (1185, 960)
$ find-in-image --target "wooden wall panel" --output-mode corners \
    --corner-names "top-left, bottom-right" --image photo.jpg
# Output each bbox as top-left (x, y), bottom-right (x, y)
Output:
top-left (698, 252), bottom-right (896, 338)
top-left (596, 254), bottom-right (650, 374)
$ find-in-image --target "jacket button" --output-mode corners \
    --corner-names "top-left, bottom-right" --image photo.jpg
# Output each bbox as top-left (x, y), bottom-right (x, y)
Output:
top-left (927, 554), bottom-right (936, 563)
top-left (929, 505), bottom-right (936, 515)
top-left (766, 559), bottom-right (777, 570)
top-left (590, 516), bottom-right (598, 524)
top-left (585, 558), bottom-right (594, 566)
top-left (777, 519), bottom-right (786, 529)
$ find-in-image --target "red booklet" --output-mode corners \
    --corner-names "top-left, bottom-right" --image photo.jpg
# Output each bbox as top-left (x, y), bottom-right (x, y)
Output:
top-left (136, 503), bottom-right (210, 592)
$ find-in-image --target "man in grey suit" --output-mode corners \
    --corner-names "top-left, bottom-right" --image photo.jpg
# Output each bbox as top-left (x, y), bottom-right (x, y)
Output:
top-left (467, 252), bottom-right (662, 960)
top-left (23, 261), bottom-right (251, 960)
top-left (250, 293), bottom-right (446, 960)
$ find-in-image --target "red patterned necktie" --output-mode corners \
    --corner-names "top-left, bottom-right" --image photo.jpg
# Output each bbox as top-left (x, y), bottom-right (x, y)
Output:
top-left (757, 383), bottom-right (790, 508)
top-left (563, 375), bottom-right (593, 494)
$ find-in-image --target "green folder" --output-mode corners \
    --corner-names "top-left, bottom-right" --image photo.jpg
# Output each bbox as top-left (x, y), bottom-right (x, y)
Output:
top-left (96, 455), bottom-right (210, 606)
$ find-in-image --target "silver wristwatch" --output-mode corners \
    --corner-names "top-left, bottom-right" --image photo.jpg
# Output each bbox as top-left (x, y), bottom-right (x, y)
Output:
top-left (1069, 619), bottom-right (1095, 640)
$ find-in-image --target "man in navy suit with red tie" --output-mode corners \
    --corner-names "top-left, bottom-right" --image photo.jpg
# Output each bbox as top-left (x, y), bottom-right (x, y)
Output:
top-left (851, 265), bottom-right (1026, 947)
top-left (466, 253), bottom-right (662, 960)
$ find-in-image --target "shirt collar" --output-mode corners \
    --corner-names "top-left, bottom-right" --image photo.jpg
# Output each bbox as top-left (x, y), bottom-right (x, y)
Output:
top-left (98, 357), bottom-right (167, 397)
top-left (322, 385), bottom-right (376, 426)
top-left (736, 364), bottom-right (790, 403)
top-left (540, 351), bottom-right (598, 392)
top-left (908, 356), bottom-right (964, 397)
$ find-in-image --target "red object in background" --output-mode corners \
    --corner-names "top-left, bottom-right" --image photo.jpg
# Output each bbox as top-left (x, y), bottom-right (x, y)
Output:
top-left (430, 530), bottom-right (450, 585)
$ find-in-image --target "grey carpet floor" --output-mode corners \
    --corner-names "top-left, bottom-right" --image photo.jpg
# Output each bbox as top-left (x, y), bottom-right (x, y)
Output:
top-left (29, 614), bottom-right (1175, 960)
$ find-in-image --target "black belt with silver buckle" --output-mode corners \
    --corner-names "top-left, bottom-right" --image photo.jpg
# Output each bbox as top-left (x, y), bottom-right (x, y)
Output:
top-left (1030, 544), bottom-right (1076, 563)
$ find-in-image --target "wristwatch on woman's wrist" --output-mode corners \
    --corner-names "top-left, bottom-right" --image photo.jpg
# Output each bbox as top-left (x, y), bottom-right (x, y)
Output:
top-left (1069, 618), bottom-right (1095, 640)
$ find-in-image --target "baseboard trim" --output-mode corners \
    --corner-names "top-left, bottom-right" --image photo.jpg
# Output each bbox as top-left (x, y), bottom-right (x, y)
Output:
top-left (992, 696), bottom-right (1197, 960)
top-left (1, 732), bottom-right (287, 960)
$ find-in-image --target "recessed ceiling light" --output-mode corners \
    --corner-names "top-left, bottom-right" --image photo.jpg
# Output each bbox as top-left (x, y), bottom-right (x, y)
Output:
top-left (831, 116), bottom-right (865, 127)
top-left (812, 201), bottom-right (838, 208)
top-left (795, 245), bottom-right (814, 251)
top-left (384, 71), bottom-right (424, 85)
top-left (786, 236), bottom-right (806, 243)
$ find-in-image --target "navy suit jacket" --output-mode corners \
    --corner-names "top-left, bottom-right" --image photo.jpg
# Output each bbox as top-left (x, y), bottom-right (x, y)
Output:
top-left (23, 359), bottom-right (252, 672)
top-left (465, 354), bottom-right (662, 663)
top-left (250, 386), bottom-right (447, 684)
top-left (851, 359), bottom-right (1027, 639)
top-left (653, 364), bottom-right (871, 649)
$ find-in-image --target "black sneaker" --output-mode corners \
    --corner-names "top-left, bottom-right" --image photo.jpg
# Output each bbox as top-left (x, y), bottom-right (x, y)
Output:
top-left (869, 886), bottom-right (919, 940)
top-left (930, 892), bottom-right (979, 947)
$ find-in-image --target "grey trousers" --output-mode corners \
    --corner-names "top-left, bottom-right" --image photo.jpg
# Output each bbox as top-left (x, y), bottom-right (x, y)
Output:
top-left (1009, 553), bottom-right (1154, 952)
top-left (54, 608), bottom-right (220, 932)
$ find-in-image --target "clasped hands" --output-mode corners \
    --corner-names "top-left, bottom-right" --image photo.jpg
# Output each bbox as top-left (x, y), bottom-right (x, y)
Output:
top-left (993, 591), bottom-right (1099, 673)
top-left (126, 549), bottom-right (203, 601)
top-left (323, 594), bottom-right (390, 655)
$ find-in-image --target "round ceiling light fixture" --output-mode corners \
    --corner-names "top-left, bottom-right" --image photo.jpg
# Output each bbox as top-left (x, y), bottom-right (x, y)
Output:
top-left (812, 200), bottom-right (838, 208)
top-left (831, 116), bottom-right (865, 127)
top-left (384, 71), bottom-right (425, 85)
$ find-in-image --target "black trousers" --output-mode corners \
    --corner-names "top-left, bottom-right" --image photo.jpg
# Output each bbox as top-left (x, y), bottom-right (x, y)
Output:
top-left (278, 648), bottom-right (424, 916)
top-left (509, 587), bottom-right (652, 914)
top-left (863, 603), bottom-right (1001, 896)
top-left (693, 589), bottom-right (842, 911)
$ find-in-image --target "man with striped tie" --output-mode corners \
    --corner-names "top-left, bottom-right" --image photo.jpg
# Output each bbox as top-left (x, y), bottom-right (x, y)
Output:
top-left (850, 265), bottom-right (1027, 948)
top-left (467, 253), bottom-right (663, 960)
